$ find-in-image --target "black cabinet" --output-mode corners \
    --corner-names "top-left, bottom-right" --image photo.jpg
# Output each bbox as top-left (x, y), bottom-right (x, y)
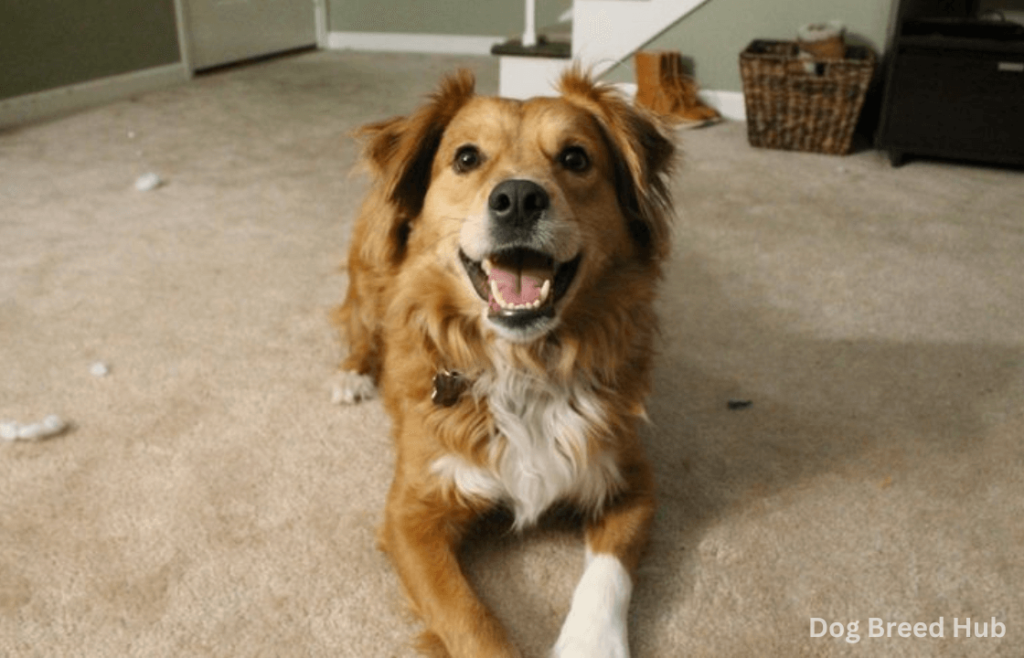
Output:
top-left (876, 1), bottom-right (1024, 166)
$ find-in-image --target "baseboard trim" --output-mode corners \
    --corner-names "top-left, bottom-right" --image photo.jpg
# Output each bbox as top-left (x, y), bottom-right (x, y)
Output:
top-left (600, 84), bottom-right (745, 122)
top-left (0, 63), bottom-right (190, 129)
top-left (328, 31), bottom-right (505, 55)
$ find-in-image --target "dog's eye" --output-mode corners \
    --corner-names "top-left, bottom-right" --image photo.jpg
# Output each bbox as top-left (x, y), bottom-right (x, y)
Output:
top-left (453, 145), bottom-right (482, 173)
top-left (558, 146), bottom-right (591, 173)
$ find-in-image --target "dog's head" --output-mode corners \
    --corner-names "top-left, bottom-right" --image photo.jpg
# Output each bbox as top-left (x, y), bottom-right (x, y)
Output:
top-left (358, 69), bottom-right (675, 344)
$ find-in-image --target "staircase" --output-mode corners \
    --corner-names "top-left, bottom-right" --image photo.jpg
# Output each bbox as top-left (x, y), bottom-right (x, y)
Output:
top-left (496, 0), bottom-right (712, 99)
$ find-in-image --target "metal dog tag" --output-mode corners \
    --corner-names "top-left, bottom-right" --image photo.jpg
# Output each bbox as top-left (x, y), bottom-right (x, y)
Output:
top-left (431, 370), bottom-right (468, 407)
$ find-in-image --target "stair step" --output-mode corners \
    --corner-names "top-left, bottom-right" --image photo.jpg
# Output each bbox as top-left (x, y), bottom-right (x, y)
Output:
top-left (491, 37), bottom-right (571, 59)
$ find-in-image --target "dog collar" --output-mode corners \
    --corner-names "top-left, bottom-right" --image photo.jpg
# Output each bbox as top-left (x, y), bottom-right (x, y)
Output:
top-left (432, 369), bottom-right (469, 407)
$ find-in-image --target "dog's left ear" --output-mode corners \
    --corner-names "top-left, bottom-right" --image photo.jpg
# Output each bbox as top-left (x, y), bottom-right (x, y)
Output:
top-left (559, 68), bottom-right (676, 262)
top-left (356, 70), bottom-right (477, 221)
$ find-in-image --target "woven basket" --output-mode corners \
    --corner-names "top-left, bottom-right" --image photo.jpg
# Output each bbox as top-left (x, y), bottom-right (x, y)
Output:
top-left (740, 40), bottom-right (875, 155)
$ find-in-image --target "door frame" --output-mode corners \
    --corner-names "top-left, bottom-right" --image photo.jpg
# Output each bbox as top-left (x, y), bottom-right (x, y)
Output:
top-left (172, 0), bottom-right (328, 75)
top-left (172, 0), bottom-right (194, 75)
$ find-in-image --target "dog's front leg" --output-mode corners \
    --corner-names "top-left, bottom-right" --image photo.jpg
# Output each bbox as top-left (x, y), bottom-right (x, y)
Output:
top-left (552, 460), bottom-right (656, 658)
top-left (382, 481), bottom-right (522, 658)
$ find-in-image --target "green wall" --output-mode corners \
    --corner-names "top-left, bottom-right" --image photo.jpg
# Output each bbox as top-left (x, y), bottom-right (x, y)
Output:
top-left (0, 0), bottom-right (181, 101)
top-left (1, 0), bottom-right (893, 102)
top-left (329, 0), bottom-right (892, 92)
top-left (630, 0), bottom-right (892, 91)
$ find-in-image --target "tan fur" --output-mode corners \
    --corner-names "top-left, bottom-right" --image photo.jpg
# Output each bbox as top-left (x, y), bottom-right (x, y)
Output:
top-left (335, 68), bottom-right (675, 657)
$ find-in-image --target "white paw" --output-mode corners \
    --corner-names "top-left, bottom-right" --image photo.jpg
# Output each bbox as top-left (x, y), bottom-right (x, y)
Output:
top-left (552, 633), bottom-right (628, 658)
top-left (329, 370), bottom-right (377, 404)
top-left (551, 554), bottom-right (632, 658)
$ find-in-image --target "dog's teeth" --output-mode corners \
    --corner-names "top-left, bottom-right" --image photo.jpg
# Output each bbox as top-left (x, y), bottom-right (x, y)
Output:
top-left (490, 280), bottom-right (510, 309)
top-left (482, 258), bottom-right (493, 275)
top-left (489, 277), bottom-right (553, 312)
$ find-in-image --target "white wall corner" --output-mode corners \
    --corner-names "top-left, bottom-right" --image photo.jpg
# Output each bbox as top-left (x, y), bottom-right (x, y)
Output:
top-left (497, 56), bottom-right (575, 99)
top-left (328, 32), bottom-right (505, 56)
top-left (699, 90), bottom-right (746, 122)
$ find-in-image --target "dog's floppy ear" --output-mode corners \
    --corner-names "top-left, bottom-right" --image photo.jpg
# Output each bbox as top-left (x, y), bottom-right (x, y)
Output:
top-left (356, 69), bottom-right (476, 221)
top-left (559, 68), bottom-right (676, 262)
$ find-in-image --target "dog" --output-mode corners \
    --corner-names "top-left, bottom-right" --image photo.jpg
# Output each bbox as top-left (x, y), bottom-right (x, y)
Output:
top-left (332, 67), bottom-right (675, 657)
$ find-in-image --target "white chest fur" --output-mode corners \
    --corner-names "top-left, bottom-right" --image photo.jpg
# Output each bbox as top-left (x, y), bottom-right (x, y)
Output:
top-left (431, 358), bottom-right (623, 528)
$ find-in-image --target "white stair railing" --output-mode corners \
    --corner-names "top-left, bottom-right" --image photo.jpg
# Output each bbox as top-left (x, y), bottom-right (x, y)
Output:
top-left (572, 0), bottom-right (712, 75)
top-left (499, 0), bottom-right (717, 103)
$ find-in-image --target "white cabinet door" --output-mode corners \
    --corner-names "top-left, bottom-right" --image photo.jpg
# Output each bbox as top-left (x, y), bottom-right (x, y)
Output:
top-left (183, 0), bottom-right (317, 70)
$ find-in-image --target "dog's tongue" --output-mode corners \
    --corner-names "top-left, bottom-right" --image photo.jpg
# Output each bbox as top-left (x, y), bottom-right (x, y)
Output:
top-left (487, 252), bottom-right (552, 311)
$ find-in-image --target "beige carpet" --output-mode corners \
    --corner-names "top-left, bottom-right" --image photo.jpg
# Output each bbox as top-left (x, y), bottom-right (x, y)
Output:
top-left (1, 50), bottom-right (1022, 657)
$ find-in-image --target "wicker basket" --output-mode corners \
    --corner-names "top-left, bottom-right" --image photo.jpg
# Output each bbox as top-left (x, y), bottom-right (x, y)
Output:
top-left (740, 40), bottom-right (875, 155)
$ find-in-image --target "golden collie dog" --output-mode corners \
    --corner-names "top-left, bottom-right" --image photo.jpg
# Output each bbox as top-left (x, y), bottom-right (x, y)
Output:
top-left (332, 68), bottom-right (675, 657)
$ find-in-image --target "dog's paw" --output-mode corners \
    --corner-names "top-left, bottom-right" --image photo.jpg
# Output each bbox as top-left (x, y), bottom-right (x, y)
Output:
top-left (329, 370), bottom-right (377, 404)
top-left (551, 631), bottom-right (628, 658)
top-left (551, 599), bottom-right (629, 658)
top-left (551, 554), bottom-right (632, 658)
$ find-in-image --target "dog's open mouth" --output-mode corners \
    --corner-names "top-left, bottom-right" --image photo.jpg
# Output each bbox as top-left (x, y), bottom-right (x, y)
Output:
top-left (459, 248), bottom-right (581, 327)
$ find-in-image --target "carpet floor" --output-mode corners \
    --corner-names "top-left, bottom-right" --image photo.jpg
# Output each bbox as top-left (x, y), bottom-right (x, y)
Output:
top-left (1, 50), bottom-right (1022, 657)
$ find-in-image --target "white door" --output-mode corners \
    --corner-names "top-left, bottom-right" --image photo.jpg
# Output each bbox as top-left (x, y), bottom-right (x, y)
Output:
top-left (183, 0), bottom-right (318, 71)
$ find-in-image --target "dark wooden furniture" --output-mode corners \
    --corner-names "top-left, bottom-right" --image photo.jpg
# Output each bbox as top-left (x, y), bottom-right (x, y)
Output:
top-left (876, 0), bottom-right (1024, 166)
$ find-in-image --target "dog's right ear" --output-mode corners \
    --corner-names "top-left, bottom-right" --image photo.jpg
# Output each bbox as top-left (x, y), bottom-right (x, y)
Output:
top-left (356, 70), bottom-right (476, 220)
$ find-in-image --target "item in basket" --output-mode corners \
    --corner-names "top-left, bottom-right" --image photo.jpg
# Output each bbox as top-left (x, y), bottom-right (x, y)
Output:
top-left (797, 21), bottom-right (846, 59)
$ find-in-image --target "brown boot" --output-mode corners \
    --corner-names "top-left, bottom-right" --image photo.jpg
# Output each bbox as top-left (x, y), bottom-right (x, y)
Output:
top-left (635, 50), bottom-right (722, 128)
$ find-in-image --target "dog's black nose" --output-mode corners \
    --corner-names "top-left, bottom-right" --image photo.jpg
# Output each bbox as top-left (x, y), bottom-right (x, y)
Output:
top-left (488, 179), bottom-right (549, 229)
